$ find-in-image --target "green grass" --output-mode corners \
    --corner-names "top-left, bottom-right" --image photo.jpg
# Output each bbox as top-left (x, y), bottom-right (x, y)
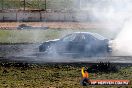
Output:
top-left (0, 29), bottom-right (60, 43)
top-left (0, 28), bottom-right (117, 43)
top-left (0, 64), bottom-right (131, 88)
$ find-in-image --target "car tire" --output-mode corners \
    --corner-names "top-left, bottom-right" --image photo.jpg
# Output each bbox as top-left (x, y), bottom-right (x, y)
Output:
top-left (39, 43), bottom-right (50, 52)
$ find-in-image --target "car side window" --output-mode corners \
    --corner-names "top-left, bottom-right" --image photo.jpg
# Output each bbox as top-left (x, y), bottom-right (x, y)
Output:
top-left (74, 35), bottom-right (86, 42)
top-left (73, 34), bottom-right (95, 42)
top-left (85, 35), bottom-right (97, 42)
top-left (61, 34), bottom-right (76, 42)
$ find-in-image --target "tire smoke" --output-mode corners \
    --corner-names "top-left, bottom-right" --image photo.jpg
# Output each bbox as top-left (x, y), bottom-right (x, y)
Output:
top-left (113, 19), bottom-right (132, 56)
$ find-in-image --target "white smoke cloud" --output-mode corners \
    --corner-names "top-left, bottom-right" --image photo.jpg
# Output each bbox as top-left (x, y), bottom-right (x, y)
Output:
top-left (76, 0), bottom-right (132, 56)
top-left (82, 0), bottom-right (132, 21)
top-left (113, 19), bottom-right (132, 56)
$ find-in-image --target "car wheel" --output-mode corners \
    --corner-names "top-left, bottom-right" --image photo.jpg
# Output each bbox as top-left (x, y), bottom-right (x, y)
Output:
top-left (39, 43), bottom-right (50, 52)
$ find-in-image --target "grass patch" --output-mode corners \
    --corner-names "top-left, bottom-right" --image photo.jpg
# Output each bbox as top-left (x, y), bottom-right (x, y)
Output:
top-left (0, 29), bottom-right (60, 43)
top-left (0, 62), bottom-right (131, 88)
top-left (0, 28), bottom-right (117, 43)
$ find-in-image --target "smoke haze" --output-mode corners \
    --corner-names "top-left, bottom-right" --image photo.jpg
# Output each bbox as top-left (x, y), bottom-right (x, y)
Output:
top-left (77, 0), bottom-right (132, 56)
top-left (113, 19), bottom-right (132, 56)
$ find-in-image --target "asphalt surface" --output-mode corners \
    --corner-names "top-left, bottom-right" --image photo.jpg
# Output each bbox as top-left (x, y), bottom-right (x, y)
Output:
top-left (0, 44), bottom-right (132, 63)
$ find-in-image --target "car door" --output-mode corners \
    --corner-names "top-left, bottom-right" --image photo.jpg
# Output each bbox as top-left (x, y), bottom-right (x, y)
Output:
top-left (84, 34), bottom-right (98, 54)
top-left (55, 33), bottom-right (77, 53)
top-left (68, 34), bottom-right (86, 53)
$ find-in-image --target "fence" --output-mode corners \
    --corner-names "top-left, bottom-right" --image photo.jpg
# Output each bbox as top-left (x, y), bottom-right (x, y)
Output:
top-left (0, 0), bottom-right (83, 22)
top-left (0, 0), bottom-right (113, 22)
top-left (0, 10), bottom-right (94, 22)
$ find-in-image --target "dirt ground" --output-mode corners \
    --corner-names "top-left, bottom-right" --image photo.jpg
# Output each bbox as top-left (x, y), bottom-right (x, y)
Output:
top-left (0, 22), bottom-right (119, 29)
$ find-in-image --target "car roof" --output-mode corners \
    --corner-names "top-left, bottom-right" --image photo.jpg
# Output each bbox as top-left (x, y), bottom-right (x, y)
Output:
top-left (73, 32), bottom-right (107, 40)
